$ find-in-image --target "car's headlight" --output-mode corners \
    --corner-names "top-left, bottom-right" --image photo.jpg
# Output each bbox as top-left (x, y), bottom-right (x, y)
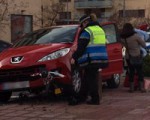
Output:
top-left (38, 48), bottom-right (70, 62)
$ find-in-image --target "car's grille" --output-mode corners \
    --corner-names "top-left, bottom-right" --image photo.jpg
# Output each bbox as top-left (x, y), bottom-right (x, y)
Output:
top-left (0, 65), bottom-right (46, 83)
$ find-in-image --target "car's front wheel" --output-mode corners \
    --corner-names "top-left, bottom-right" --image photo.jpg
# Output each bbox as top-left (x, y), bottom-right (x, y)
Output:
top-left (72, 67), bottom-right (82, 94)
top-left (107, 74), bottom-right (120, 88)
top-left (63, 66), bottom-right (85, 101)
top-left (0, 91), bottom-right (12, 103)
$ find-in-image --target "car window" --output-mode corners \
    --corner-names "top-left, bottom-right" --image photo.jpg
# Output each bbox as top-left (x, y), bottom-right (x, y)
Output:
top-left (102, 24), bottom-right (117, 44)
top-left (13, 29), bottom-right (49, 47)
top-left (36, 26), bottom-right (77, 44)
top-left (13, 26), bottom-right (78, 47)
top-left (0, 41), bottom-right (11, 52)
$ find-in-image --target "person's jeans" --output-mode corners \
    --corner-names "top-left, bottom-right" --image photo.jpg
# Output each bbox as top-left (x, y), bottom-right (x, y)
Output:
top-left (126, 59), bottom-right (144, 82)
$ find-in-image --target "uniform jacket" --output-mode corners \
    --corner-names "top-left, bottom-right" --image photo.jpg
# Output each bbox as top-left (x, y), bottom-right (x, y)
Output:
top-left (72, 21), bottom-right (100, 61)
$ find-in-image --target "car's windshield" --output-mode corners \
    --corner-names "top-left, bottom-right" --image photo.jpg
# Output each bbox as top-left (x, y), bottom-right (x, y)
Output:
top-left (13, 26), bottom-right (78, 47)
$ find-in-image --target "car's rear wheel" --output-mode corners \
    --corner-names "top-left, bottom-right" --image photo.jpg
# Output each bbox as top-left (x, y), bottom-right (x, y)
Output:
top-left (0, 91), bottom-right (12, 103)
top-left (107, 74), bottom-right (120, 88)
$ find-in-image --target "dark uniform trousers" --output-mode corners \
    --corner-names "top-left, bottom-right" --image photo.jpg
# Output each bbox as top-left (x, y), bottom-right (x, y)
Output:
top-left (81, 64), bottom-right (100, 103)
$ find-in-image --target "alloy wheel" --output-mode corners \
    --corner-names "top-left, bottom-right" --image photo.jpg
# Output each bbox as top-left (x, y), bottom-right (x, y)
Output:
top-left (72, 70), bottom-right (81, 93)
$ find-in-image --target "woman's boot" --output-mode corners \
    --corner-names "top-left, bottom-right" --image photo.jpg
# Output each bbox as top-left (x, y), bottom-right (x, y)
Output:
top-left (139, 81), bottom-right (146, 93)
top-left (129, 82), bottom-right (134, 93)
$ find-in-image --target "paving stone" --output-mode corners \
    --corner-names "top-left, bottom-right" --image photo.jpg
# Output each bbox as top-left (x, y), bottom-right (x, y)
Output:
top-left (22, 112), bottom-right (43, 117)
top-left (0, 116), bottom-right (12, 120)
top-left (0, 80), bottom-right (150, 120)
top-left (128, 108), bottom-right (148, 114)
top-left (8, 117), bottom-right (27, 120)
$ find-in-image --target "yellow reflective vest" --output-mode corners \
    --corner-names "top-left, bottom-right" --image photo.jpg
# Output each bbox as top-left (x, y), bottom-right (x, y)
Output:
top-left (78, 25), bottom-right (108, 68)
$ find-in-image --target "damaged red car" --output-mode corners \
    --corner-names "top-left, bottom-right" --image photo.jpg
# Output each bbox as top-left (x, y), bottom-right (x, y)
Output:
top-left (0, 23), bottom-right (123, 102)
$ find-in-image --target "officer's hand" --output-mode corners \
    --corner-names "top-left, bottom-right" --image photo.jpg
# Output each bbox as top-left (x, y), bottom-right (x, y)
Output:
top-left (71, 58), bottom-right (75, 64)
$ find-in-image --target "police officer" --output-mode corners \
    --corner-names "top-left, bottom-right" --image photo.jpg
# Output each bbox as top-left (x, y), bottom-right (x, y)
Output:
top-left (70, 13), bottom-right (108, 105)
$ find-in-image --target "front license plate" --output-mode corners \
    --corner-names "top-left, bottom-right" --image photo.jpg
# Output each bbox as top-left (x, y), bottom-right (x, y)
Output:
top-left (2, 81), bottom-right (29, 90)
top-left (55, 88), bottom-right (62, 95)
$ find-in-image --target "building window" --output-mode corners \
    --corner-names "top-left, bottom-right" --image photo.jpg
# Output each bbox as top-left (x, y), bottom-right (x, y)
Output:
top-left (59, 12), bottom-right (71, 20)
top-left (119, 9), bottom-right (145, 18)
top-left (85, 8), bottom-right (104, 18)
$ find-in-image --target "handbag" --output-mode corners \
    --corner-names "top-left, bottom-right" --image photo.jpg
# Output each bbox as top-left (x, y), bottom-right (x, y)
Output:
top-left (125, 39), bottom-right (143, 65)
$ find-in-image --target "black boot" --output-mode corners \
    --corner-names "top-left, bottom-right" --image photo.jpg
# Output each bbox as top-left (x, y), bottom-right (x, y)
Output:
top-left (139, 81), bottom-right (146, 93)
top-left (86, 95), bottom-right (100, 105)
top-left (86, 100), bottom-right (100, 105)
top-left (68, 96), bottom-right (79, 106)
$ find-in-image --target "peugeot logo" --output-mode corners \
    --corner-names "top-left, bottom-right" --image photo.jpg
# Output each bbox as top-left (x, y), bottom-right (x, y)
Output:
top-left (11, 56), bottom-right (24, 64)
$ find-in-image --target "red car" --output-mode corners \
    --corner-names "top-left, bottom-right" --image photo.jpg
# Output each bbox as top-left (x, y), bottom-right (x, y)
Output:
top-left (0, 23), bottom-right (123, 102)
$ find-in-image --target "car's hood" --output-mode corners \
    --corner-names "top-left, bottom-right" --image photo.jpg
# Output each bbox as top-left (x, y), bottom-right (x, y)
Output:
top-left (0, 43), bottom-right (71, 69)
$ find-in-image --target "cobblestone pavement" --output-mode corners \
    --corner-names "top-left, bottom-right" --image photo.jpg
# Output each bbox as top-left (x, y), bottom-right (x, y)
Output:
top-left (0, 78), bottom-right (150, 120)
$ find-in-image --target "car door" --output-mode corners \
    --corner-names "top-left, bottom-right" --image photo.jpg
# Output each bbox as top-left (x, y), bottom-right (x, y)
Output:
top-left (101, 23), bottom-right (123, 76)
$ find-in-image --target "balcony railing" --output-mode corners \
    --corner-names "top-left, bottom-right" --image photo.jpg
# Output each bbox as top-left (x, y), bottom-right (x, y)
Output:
top-left (73, 11), bottom-right (112, 19)
top-left (74, 0), bottom-right (113, 9)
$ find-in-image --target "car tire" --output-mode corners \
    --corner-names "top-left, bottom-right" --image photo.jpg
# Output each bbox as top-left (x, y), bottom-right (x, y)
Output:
top-left (107, 74), bottom-right (120, 89)
top-left (0, 91), bottom-right (12, 103)
top-left (63, 66), bottom-right (85, 101)
top-left (71, 67), bottom-right (82, 94)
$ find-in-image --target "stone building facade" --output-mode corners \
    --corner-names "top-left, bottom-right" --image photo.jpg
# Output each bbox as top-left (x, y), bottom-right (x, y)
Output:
top-left (0, 0), bottom-right (150, 43)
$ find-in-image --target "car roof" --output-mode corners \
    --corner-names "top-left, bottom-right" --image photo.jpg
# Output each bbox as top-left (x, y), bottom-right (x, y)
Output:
top-left (33, 22), bottom-right (115, 32)
top-left (24, 22), bottom-right (115, 37)
top-left (31, 25), bottom-right (79, 33)
top-left (45, 24), bottom-right (79, 28)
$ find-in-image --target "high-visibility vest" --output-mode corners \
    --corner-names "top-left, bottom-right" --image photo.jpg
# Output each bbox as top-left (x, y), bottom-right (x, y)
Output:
top-left (78, 25), bottom-right (108, 67)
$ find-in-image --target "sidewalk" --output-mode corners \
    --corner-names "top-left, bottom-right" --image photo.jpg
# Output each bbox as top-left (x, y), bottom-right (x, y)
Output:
top-left (0, 79), bottom-right (150, 120)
